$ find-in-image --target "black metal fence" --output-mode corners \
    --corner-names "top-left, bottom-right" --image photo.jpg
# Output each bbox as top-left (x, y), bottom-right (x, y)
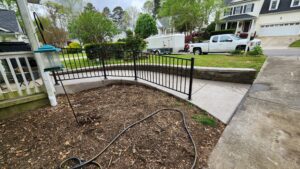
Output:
top-left (55, 48), bottom-right (194, 99)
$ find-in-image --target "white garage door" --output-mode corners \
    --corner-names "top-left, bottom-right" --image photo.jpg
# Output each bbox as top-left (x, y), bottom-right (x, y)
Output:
top-left (259, 22), bottom-right (300, 36)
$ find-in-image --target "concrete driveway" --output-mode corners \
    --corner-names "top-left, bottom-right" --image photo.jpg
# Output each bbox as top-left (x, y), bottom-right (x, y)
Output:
top-left (209, 56), bottom-right (300, 169)
top-left (264, 48), bottom-right (300, 57)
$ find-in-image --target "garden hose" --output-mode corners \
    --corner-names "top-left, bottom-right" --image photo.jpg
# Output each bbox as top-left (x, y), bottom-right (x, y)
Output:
top-left (59, 108), bottom-right (198, 169)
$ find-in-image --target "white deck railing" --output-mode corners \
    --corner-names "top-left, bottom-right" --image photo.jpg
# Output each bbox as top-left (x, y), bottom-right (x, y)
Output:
top-left (0, 52), bottom-right (44, 99)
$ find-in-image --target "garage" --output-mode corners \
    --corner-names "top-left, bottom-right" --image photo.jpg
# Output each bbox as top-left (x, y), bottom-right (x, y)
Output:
top-left (259, 22), bottom-right (300, 36)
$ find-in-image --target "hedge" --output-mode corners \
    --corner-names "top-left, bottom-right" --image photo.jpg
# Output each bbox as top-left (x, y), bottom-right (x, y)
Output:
top-left (66, 42), bottom-right (82, 54)
top-left (210, 29), bottom-right (235, 36)
top-left (84, 42), bottom-right (126, 59)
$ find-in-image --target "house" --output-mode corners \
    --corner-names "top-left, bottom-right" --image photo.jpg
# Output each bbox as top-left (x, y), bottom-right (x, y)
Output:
top-left (0, 9), bottom-right (27, 42)
top-left (217, 0), bottom-right (300, 37)
top-left (257, 0), bottom-right (300, 36)
top-left (156, 17), bottom-right (176, 35)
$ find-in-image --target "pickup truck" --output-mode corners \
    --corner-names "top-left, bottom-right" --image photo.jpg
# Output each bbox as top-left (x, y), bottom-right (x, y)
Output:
top-left (188, 34), bottom-right (261, 55)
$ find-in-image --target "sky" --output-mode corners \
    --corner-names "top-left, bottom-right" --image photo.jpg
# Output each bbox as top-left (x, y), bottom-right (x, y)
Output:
top-left (88, 0), bottom-right (147, 11)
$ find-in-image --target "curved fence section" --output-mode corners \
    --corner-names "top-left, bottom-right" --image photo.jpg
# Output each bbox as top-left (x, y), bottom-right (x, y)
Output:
top-left (55, 48), bottom-right (194, 99)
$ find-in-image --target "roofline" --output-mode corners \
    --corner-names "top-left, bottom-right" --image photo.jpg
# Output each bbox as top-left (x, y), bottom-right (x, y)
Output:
top-left (0, 27), bottom-right (11, 33)
top-left (228, 0), bottom-right (260, 6)
top-left (260, 8), bottom-right (300, 15)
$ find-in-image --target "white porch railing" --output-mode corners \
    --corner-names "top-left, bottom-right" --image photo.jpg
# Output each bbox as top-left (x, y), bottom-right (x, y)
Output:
top-left (0, 52), bottom-right (44, 100)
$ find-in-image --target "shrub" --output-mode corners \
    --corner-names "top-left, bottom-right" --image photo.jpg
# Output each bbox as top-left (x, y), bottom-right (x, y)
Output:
top-left (66, 42), bottom-right (82, 54)
top-left (124, 35), bottom-right (147, 52)
top-left (210, 29), bottom-right (235, 36)
top-left (248, 46), bottom-right (263, 56)
top-left (230, 50), bottom-right (243, 55)
top-left (84, 42), bottom-right (126, 59)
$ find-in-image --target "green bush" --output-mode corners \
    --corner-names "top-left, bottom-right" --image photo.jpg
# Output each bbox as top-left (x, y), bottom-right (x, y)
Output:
top-left (230, 50), bottom-right (243, 55)
top-left (210, 29), bottom-right (235, 36)
top-left (248, 46), bottom-right (263, 56)
top-left (84, 42), bottom-right (126, 59)
top-left (66, 42), bottom-right (82, 54)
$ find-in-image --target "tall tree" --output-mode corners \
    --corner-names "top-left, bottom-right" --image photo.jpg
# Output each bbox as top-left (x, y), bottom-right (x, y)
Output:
top-left (57, 0), bottom-right (85, 16)
top-left (44, 1), bottom-right (65, 28)
top-left (125, 7), bottom-right (140, 31)
top-left (34, 16), bottom-right (68, 47)
top-left (68, 11), bottom-right (118, 43)
top-left (135, 14), bottom-right (158, 39)
top-left (143, 0), bottom-right (154, 15)
top-left (153, 0), bottom-right (161, 18)
top-left (84, 2), bottom-right (97, 13)
top-left (159, 0), bottom-right (222, 33)
top-left (111, 6), bottom-right (124, 24)
top-left (102, 7), bottom-right (110, 17)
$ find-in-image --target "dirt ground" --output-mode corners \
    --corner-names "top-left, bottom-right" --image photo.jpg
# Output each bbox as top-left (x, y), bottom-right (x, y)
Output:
top-left (0, 84), bottom-right (225, 169)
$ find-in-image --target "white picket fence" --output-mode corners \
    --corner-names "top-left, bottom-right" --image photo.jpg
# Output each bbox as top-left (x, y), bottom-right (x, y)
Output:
top-left (0, 52), bottom-right (44, 99)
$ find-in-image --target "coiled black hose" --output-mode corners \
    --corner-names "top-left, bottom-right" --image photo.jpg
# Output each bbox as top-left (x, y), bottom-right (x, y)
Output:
top-left (59, 108), bottom-right (198, 169)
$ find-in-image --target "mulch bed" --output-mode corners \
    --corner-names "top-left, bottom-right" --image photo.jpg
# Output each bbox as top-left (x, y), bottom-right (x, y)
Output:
top-left (0, 84), bottom-right (225, 169)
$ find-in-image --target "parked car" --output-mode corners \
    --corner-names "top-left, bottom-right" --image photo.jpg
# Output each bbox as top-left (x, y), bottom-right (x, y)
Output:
top-left (188, 34), bottom-right (261, 55)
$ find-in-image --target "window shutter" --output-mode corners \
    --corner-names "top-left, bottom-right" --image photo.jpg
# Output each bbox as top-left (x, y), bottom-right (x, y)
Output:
top-left (240, 6), bottom-right (243, 13)
top-left (251, 4), bottom-right (254, 12)
top-left (243, 5), bottom-right (246, 13)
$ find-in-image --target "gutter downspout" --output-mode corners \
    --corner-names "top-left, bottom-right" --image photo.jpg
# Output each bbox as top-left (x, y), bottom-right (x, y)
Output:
top-left (16, 0), bottom-right (57, 106)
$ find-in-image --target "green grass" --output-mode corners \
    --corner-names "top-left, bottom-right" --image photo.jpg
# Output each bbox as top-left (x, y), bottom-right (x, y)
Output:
top-left (289, 40), bottom-right (300, 48)
top-left (192, 114), bottom-right (216, 127)
top-left (60, 53), bottom-right (266, 72)
top-left (172, 54), bottom-right (266, 71)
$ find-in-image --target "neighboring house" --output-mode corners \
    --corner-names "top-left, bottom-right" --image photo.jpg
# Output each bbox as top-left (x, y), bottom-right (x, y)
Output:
top-left (0, 9), bottom-right (27, 42)
top-left (217, 0), bottom-right (300, 37)
top-left (156, 17), bottom-right (176, 35)
top-left (257, 0), bottom-right (300, 36)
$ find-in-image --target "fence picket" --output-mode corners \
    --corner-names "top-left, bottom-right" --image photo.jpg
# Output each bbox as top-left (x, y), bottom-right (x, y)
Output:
top-left (16, 57), bottom-right (31, 95)
top-left (6, 58), bottom-right (22, 96)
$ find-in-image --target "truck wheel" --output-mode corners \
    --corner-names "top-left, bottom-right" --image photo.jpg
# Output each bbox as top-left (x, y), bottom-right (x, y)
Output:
top-left (193, 48), bottom-right (202, 55)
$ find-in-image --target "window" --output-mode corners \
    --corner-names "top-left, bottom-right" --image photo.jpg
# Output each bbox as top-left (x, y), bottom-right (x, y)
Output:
top-left (233, 6), bottom-right (243, 15)
top-left (291, 0), bottom-right (300, 7)
top-left (212, 36), bottom-right (219, 43)
top-left (227, 22), bottom-right (237, 29)
top-left (224, 8), bottom-right (232, 16)
top-left (220, 23), bottom-right (226, 30)
top-left (244, 4), bottom-right (254, 13)
top-left (220, 35), bottom-right (232, 42)
top-left (269, 0), bottom-right (280, 10)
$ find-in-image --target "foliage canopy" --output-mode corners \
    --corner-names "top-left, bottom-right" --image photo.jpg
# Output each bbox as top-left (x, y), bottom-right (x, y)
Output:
top-left (68, 10), bottom-right (118, 44)
top-left (134, 14), bottom-right (158, 39)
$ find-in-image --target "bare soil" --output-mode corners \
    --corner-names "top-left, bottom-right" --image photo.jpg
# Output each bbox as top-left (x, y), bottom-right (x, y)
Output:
top-left (0, 84), bottom-right (225, 169)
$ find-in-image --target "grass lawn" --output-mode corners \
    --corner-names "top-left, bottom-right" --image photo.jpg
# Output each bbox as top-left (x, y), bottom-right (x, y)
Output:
top-left (173, 54), bottom-right (266, 71)
top-left (60, 53), bottom-right (266, 72)
top-left (289, 40), bottom-right (300, 47)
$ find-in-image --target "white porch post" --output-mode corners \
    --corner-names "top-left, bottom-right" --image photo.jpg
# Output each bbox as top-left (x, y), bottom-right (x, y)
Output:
top-left (225, 22), bottom-right (228, 30)
top-left (244, 19), bottom-right (256, 55)
top-left (235, 21), bottom-right (240, 34)
top-left (16, 0), bottom-right (57, 106)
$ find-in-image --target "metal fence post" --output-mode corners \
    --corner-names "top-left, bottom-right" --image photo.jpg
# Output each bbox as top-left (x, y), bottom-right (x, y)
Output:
top-left (188, 57), bottom-right (195, 100)
top-left (52, 71), bottom-right (59, 85)
top-left (100, 49), bottom-right (107, 79)
top-left (133, 51), bottom-right (138, 80)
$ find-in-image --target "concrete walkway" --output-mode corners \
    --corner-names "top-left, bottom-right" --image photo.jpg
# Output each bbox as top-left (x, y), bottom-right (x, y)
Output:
top-left (209, 56), bottom-right (300, 169)
top-left (55, 72), bottom-right (250, 124)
